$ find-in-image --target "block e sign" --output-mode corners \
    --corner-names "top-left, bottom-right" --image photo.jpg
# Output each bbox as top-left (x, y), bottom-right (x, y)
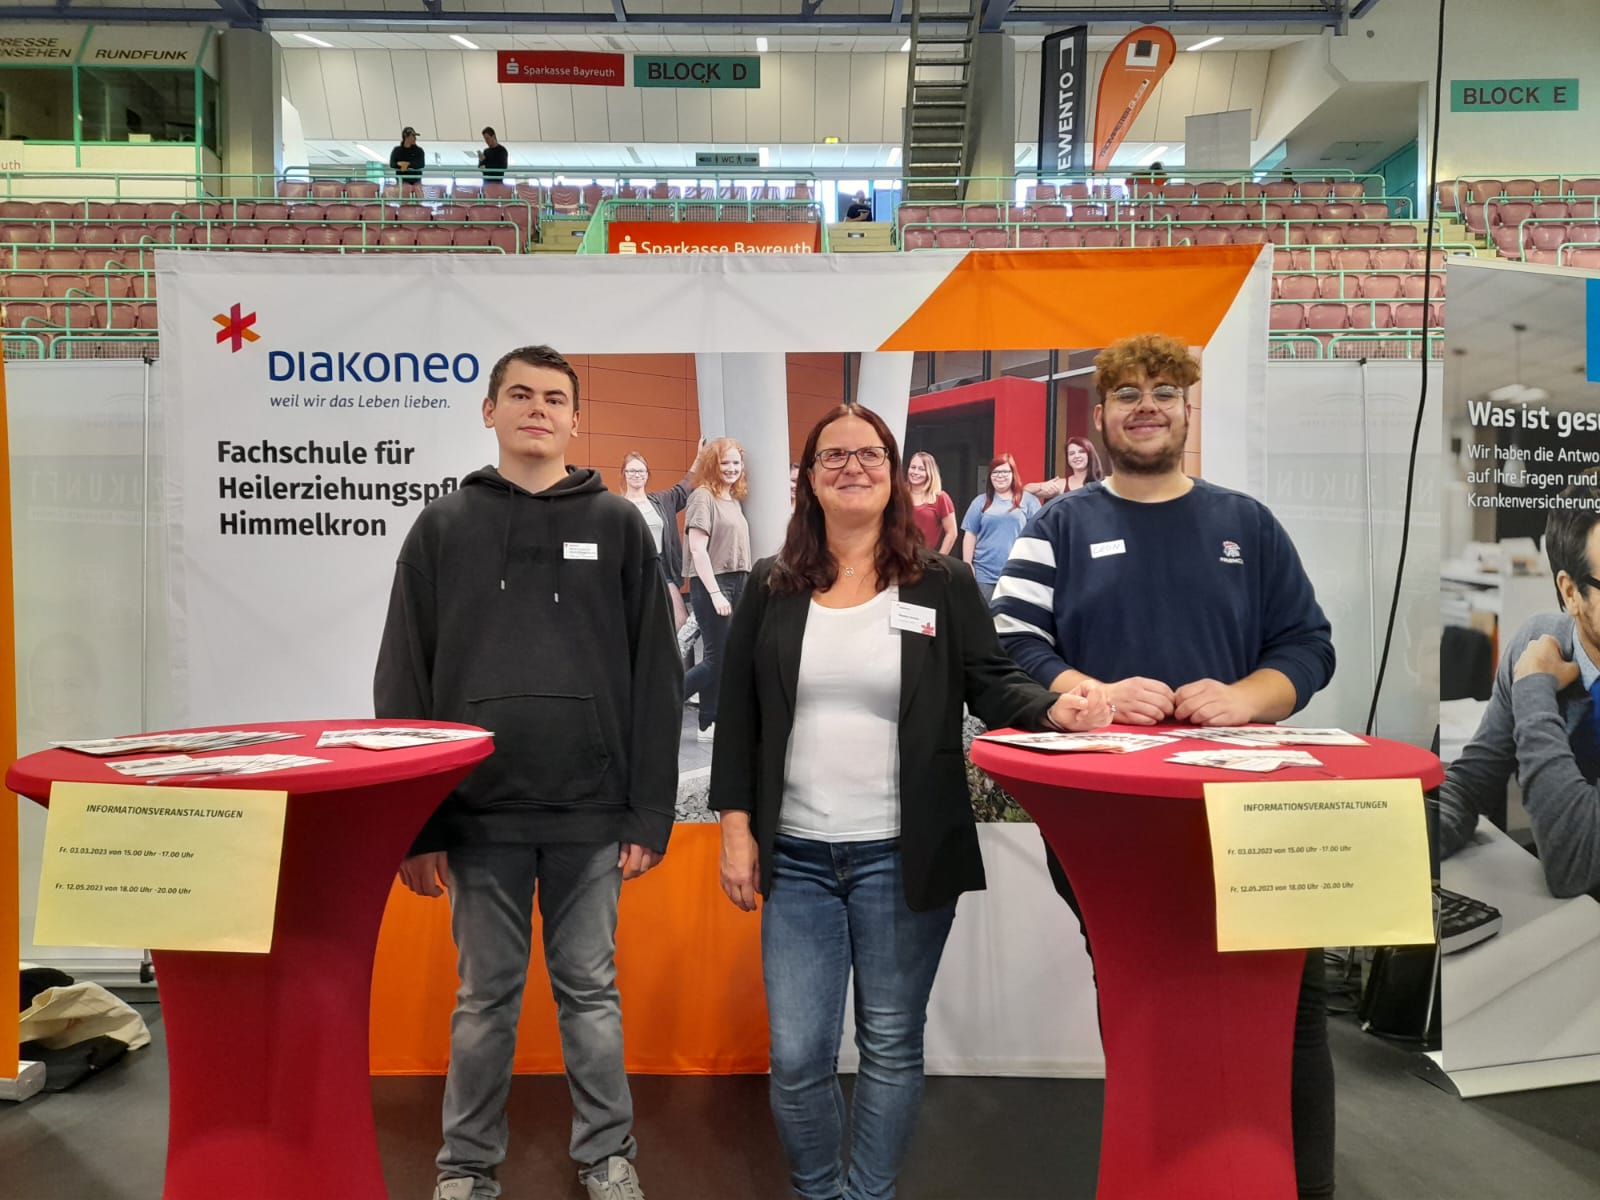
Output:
top-left (1451, 78), bottom-right (1578, 112)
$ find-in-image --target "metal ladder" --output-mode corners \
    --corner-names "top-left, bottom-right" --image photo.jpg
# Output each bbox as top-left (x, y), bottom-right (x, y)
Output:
top-left (900, 0), bottom-right (981, 205)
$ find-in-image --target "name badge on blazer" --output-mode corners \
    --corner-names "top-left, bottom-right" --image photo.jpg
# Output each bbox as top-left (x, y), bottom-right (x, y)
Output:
top-left (890, 601), bottom-right (937, 637)
top-left (563, 542), bottom-right (599, 561)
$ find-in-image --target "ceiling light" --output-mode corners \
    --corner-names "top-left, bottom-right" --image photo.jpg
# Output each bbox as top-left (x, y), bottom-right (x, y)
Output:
top-left (295, 33), bottom-right (334, 48)
top-left (887, 146), bottom-right (902, 166)
top-left (756, 36), bottom-right (768, 52)
top-left (355, 144), bottom-right (383, 161)
top-left (1187, 36), bottom-right (1224, 52)
top-left (1138, 144), bottom-right (1169, 165)
top-left (900, 38), bottom-right (911, 52)
top-left (450, 34), bottom-right (480, 50)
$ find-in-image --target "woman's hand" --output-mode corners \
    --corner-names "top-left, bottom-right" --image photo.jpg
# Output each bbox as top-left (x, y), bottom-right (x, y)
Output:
top-left (1048, 680), bottom-right (1112, 731)
top-left (712, 591), bottom-right (733, 617)
top-left (719, 815), bottom-right (759, 911)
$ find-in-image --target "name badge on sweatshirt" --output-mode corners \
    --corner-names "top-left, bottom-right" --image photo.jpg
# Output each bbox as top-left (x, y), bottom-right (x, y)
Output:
top-left (1090, 539), bottom-right (1126, 559)
top-left (563, 542), bottom-right (599, 561)
top-left (890, 601), bottom-right (937, 637)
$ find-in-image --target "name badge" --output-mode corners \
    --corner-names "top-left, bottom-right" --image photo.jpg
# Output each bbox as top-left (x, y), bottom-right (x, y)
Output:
top-left (890, 601), bottom-right (937, 637)
top-left (563, 542), bottom-right (599, 561)
top-left (1090, 539), bottom-right (1126, 559)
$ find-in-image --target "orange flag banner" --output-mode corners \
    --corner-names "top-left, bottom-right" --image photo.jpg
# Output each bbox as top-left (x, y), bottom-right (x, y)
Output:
top-left (1091, 25), bottom-right (1178, 172)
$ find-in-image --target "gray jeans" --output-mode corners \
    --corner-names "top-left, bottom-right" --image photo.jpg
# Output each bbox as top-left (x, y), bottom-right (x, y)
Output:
top-left (439, 840), bottom-right (636, 1193)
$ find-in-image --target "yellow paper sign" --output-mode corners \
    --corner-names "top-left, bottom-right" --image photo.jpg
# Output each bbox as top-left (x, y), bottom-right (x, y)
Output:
top-left (1204, 778), bottom-right (1433, 952)
top-left (34, 782), bottom-right (288, 953)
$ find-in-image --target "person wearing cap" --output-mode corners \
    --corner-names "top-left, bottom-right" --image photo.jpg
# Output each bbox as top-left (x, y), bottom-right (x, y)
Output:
top-left (391, 127), bottom-right (426, 188)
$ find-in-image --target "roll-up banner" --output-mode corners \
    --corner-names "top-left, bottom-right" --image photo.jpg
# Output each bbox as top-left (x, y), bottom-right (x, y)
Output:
top-left (1092, 25), bottom-right (1177, 171)
top-left (1037, 25), bottom-right (1088, 175)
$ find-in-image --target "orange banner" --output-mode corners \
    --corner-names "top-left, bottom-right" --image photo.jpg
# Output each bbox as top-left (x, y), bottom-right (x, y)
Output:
top-left (1092, 25), bottom-right (1178, 172)
top-left (369, 823), bottom-right (770, 1075)
top-left (608, 221), bottom-right (821, 255)
top-left (0, 354), bottom-right (14, 1080)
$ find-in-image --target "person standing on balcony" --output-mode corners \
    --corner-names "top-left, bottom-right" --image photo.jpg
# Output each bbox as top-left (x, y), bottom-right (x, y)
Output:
top-left (479, 127), bottom-right (509, 184)
top-left (391, 126), bottom-right (426, 189)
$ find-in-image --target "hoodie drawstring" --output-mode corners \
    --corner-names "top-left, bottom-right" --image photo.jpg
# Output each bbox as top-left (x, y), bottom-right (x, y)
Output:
top-left (499, 485), bottom-right (513, 591)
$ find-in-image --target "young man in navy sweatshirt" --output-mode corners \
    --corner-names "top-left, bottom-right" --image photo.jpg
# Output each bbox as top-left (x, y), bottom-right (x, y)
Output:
top-left (991, 333), bottom-right (1337, 1198)
top-left (375, 344), bottom-right (682, 1200)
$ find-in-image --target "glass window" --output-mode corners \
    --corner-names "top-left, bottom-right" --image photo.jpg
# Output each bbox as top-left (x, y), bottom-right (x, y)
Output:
top-left (0, 68), bottom-right (75, 140)
top-left (200, 72), bottom-right (218, 154)
top-left (79, 67), bottom-right (196, 143)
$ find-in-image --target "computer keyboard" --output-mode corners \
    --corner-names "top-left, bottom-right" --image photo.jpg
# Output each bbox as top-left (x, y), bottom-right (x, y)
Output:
top-left (1437, 886), bottom-right (1503, 954)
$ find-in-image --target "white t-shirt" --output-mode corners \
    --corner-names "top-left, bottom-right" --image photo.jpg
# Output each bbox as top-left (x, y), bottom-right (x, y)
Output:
top-left (779, 587), bottom-right (902, 841)
top-left (629, 496), bottom-right (665, 555)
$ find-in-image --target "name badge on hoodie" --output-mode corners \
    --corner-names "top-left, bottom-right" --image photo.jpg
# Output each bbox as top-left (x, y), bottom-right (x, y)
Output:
top-left (563, 542), bottom-right (599, 561)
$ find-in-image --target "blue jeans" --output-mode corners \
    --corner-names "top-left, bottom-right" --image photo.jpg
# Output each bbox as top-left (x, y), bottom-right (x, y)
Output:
top-left (762, 835), bottom-right (957, 1200)
top-left (439, 841), bottom-right (635, 1195)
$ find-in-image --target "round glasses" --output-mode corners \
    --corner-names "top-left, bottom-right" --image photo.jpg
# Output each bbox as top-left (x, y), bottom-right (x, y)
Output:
top-left (1108, 385), bottom-right (1186, 407)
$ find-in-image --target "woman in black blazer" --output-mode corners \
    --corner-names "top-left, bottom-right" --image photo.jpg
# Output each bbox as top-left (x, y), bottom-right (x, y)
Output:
top-left (709, 404), bottom-right (1108, 1200)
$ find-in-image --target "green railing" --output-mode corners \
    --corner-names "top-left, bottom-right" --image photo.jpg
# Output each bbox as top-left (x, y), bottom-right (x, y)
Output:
top-left (1267, 332), bottom-right (1443, 361)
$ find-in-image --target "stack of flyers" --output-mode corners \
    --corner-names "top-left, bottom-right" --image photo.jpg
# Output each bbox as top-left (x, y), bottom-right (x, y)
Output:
top-left (317, 728), bottom-right (494, 751)
top-left (107, 754), bottom-right (332, 779)
top-left (977, 731), bottom-right (1178, 754)
top-left (54, 731), bottom-right (302, 757)
top-left (1187, 726), bottom-right (1364, 748)
top-left (1166, 749), bottom-right (1324, 773)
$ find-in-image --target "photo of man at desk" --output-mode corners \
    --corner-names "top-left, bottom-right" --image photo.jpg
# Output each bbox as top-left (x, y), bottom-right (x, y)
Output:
top-left (1437, 482), bottom-right (1600, 900)
top-left (1434, 481), bottom-right (1600, 1085)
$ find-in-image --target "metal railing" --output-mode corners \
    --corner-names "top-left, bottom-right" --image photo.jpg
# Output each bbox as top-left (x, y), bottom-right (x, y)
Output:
top-left (1268, 332), bottom-right (1443, 361)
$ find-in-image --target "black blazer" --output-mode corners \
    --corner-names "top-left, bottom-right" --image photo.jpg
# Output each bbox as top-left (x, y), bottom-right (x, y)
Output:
top-left (708, 550), bottom-right (1059, 911)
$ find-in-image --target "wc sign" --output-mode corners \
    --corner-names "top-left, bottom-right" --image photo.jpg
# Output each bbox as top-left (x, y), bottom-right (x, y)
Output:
top-left (635, 55), bottom-right (760, 89)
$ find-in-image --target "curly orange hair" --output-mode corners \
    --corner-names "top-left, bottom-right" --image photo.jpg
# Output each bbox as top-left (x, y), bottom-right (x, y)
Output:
top-left (689, 436), bottom-right (750, 500)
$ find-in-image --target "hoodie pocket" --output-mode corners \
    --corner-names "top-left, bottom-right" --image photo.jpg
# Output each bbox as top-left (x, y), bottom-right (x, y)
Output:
top-left (463, 692), bottom-right (614, 807)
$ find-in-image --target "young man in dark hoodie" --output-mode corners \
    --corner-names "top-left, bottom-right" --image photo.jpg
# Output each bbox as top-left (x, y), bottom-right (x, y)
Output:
top-left (375, 344), bottom-right (682, 1200)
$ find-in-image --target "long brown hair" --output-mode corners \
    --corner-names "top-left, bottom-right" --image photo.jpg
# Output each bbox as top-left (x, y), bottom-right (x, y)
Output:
top-left (689, 436), bottom-right (749, 500)
top-left (982, 452), bottom-right (1024, 511)
top-left (1064, 436), bottom-right (1104, 484)
top-left (770, 405), bottom-right (926, 595)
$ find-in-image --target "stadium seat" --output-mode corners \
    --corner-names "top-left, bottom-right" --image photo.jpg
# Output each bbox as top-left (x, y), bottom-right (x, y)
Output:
top-left (311, 181), bottom-right (345, 200)
top-left (1044, 228), bottom-right (1083, 248)
top-left (1307, 303), bottom-right (1351, 330)
top-left (929, 205), bottom-right (964, 227)
top-left (1263, 182), bottom-right (1298, 200)
top-left (972, 227), bottom-right (1011, 249)
top-left (303, 227), bottom-right (342, 247)
top-left (5, 274), bottom-right (50, 299)
top-left (1301, 225), bottom-right (1343, 246)
top-left (1082, 228), bottom-right (1121, 248)
top-left (1029, 204), bottom-right (1066, 223)
top-left (965, 204), bottom-right (1001, 224)
top-left (1379, 224), bottom-right (1421, 244)
top-left (934, 229), bottom-right (973, 249)
top-left (277, 180), bottom-right (311, 200)
top-left (549, 187), bottom-right (581, 215)
top-left (1192, 228), bottom-right (1231, 246)
top-left (1016, 227), bottom-right (1047, 249)
top-left (1392, 302), bottom-right (1438, 329)
top-left (1491, 227), bottom-right (1524, 257)
top-left (346, 182), bottom-right (379, 200)
top-left (1502, 178), bottom-right (1538, 198)
top-left (378, 228), bottom-right (419, 247)
top-left (1026, 185), bottom-right (1056, 202)
top-left (1360, 274), bottom-right (1404, 299)
top-left (1279, 275), bottom-right (1319, 301)
top-left (1195, 182), bottom-right (1232, 200)
top-left (900, 229), bottom-right (934, 250)
top-left (264, 226), bottom-right (305, 246)
top-left (1331, 181), bottom-right (1366, 199)
top-left (416, 228), bottom-right (454, 247)
top-left (1403, 273), bottom-right (1446, 298)
top-left (1371, 248), bottom-right (1411, 271)
top-left (1270, 303), bottom-right (1306, 330)
top-left (1564, 247), bottom-right (1600, 268)
top-left (452, 227), bottom-right (492, 247)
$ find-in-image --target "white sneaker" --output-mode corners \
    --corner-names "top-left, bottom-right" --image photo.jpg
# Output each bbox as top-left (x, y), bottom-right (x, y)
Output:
top-left (432, 1178), bottom-right (477, 1200)
top-left (585, 1156), bottom-right (645, 1200)
top-left (697, 723), bottom-right (716, 742)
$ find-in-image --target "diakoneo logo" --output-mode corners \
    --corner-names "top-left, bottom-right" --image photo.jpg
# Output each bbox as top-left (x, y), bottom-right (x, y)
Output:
top-left (213, 302), bottom-right (260, 352)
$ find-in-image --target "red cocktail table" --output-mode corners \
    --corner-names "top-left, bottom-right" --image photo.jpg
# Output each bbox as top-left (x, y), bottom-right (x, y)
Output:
top-left (7, 719), bottom-right (493, 1200)
top-left (969, 728), bottom-right (1441, 1199)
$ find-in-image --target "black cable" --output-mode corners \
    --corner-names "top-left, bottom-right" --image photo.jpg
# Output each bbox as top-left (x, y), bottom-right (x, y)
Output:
top-left (1365, 0), bottom-right (1448, 736)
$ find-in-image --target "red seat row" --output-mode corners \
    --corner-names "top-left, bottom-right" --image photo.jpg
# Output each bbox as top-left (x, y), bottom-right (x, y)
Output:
top-left (1, 299), bottom-right (158, 331)
top-left (1274, 273), bottom-right (1444, 301)
top-left (1027, 179), bottom-right (1368, 203)
top-left (1271, 301), bottom-right (1443, 331)
top-left (1, 273), bottom-right (156, 300)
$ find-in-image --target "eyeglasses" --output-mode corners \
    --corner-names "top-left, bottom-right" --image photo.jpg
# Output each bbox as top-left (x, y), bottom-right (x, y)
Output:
top-left (622, 468), bottom-right (648, 476)
top-left (813, 446), bottom-right (888, 470)
top-left (1108, 385), bottom-right (1186, 407)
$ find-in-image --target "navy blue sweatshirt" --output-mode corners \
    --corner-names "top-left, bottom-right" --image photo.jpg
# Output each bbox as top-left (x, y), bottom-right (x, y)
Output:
top-left (992, 479), bottom-right (1334, 707)
top-left (374, 465), bottom-right (683, 855)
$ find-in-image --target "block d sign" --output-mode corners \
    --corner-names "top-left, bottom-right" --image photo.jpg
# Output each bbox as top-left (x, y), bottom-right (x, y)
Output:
top-left (1451, 78), bottom-right (1579, 112)
top-left (635, 56), bottom-right (760, 89)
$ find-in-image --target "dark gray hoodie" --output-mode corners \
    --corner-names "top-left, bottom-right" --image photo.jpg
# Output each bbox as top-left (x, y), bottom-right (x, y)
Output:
top-left (375, 465), bottom-right (683, 855)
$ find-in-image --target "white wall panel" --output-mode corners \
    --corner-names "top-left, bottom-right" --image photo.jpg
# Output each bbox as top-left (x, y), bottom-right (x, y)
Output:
top-left (570, 85), bottom-right (612, 140)
top-left (710, 87), bottom-right (746, 143)
top-left (424, 51), bottom-right (472, 142)
top-left (462, 52), bottom-right (508, 141)
top-left (848, 54), bottom-right (882, 142)
top-left (640, 86), bottom-right (678, 143)
top-left (879, 54), bottom-right (905, 144)
top-left (319, 50), bottom-right (367, 142)
top-left (676, 88), bottom-right (713, 142)
top-left (539, 86), bottom-right (577, 141)
top-left (355, 52), bottom-right (403, 144)
top-left (1227, 51), bottom-right (1269, 138)
top-left (813, 54), bottom-right (852, 145)
top-left (498, 76), bottom-right (542, 141)
top-left (746, 56), bottom-right (782, 143)
top-left (777, 53), bottom-right (814, 143)
top-left (605, 83), bottom-right (646, 143)
top-left (388, 51), bottom-right (436, 140)
top-left (282, 50), bottom-right (331, 140)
